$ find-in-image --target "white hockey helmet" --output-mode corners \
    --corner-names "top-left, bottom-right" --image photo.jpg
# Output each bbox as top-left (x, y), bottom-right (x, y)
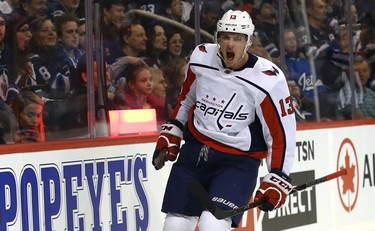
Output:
top-left (216, 10), bottom-right (255, 45)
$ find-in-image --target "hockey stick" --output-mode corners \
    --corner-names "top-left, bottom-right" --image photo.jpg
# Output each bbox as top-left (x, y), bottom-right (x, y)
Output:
top-left (189, 168), bottom-right (347, 220)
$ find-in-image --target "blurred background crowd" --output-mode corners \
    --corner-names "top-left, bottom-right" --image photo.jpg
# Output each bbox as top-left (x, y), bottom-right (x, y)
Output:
top-left (0, 0), bottom-right (374, 144)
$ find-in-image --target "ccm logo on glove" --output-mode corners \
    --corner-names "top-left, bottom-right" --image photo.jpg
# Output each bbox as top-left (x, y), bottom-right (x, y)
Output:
top-left (152, 120), bottom-right (183, 170)
top-left (269, 175), bottom-right (293, 192)
top-left (255, 171), bottom-right (292, 212)
top-left (161, 124), bottom-right (174, 131)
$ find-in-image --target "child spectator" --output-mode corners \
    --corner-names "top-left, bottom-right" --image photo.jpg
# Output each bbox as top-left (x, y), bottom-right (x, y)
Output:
top-left (113, 64), bottom-right (153, 109)
top-left (113, 64), bottom-right (169, 122)
top-left (10, 90), bottom-right (46, 143)
top-left (148, 67), bottom-right (168, 122)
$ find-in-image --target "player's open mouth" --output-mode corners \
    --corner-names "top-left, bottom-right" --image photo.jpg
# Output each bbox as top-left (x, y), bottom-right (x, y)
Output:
top-left (227, 51), bottom-right (235, 61)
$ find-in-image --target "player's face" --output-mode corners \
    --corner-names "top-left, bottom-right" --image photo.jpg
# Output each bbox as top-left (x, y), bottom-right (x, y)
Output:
top-left (61, 21), bottom-right (79, 49)
top-left (218, 32), bottom-right (248, 68)
top-left (131, 69), bottom-right (153, 96)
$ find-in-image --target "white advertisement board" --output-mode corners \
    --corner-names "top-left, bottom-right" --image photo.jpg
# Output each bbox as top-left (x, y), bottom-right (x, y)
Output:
top-left (247, 125), bottom-right (375, 231)
top-left (0, 124), bottom-right (374, 231)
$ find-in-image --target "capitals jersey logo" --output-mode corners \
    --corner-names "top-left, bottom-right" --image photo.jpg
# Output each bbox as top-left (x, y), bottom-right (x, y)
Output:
top-left (198, 45), bottom-right (207, 53)
top-left (195, 93), bottom-right (249, 130)
top-left (262, 66), bottom-right (279, 76)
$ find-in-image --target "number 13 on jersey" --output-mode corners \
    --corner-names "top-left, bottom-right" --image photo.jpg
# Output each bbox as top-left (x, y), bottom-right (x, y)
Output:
top-left (279, 96), bottom-right (295, 117)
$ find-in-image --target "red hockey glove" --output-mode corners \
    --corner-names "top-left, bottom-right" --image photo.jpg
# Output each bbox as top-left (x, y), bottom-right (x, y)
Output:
top-left (152, 119), bottom-right (183, 170)
top-left (254, 170), bottom-right (293, 212)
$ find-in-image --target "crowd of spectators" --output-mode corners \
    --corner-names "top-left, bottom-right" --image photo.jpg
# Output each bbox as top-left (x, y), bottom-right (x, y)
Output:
top-left (0, 0), bottom-right (374, 143)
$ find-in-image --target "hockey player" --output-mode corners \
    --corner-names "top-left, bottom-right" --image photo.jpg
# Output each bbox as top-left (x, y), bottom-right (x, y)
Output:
top-left (152, 9), bottom-right (296, 231)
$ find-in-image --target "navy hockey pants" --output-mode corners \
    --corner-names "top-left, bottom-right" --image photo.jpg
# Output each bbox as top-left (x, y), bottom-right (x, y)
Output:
top-left (161, 137), bottom-right (261, 227)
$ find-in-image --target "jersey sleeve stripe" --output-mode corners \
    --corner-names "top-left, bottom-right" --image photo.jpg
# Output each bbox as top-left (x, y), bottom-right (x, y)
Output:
top-left (260, 95), bottom-right (287, 171)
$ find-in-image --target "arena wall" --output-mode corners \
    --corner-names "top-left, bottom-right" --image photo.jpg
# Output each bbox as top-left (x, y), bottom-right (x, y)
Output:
top-left (0, 120), bottom-right (374, 230)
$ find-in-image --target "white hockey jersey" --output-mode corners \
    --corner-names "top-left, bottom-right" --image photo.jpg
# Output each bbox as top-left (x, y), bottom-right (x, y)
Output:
top-left (173, 44), bottom-right (296, 174)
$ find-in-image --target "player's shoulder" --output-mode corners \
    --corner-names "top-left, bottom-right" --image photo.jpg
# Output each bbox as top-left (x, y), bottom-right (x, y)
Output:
top-left (190, 43), bottom-right (218, 61)
top-left (252, 55), bottom-right (285, 80)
